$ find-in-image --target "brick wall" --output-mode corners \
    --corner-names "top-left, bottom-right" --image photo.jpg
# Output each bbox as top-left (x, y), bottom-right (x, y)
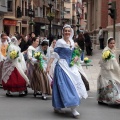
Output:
top-left (108, 0), bottom-right (120, 25)
top-left (101, 0), bottom-right (109, 28)
top-left (100, 0), bottom-right (120, 27)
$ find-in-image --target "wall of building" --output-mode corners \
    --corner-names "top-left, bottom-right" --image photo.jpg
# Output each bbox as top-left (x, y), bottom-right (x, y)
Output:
top-left (0, 18), bottom-right (4, 33)
top-left (101, 0), bottom-right (108, 28)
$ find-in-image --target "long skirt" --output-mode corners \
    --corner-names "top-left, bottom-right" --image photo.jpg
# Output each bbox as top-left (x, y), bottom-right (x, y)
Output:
top-left (0, 61), bottom-right (4, 84)
top-left (97, 75), bottom-right (120, 104)
top-left (52, 63), bottom-right (80, 108)
top-left (2, 68), bottom-right (27, 92)
top-left (27, 62), bottom-right (52, 95)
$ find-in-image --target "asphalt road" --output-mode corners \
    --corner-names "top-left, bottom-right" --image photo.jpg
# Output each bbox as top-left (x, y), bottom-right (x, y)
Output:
top-left (0, 88), bottom-right (120, 120)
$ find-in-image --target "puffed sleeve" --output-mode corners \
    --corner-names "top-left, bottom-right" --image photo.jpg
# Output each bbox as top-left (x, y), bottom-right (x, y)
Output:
top-left (27, 47), bottom-right (37, 63)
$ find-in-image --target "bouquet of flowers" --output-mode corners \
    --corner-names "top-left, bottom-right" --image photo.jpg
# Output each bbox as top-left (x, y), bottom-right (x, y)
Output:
top-left (34, 52), bottom-right (41, 59)
top-left (102, 50), bottom-right (113, 61)
top-left (33, 51), bottom-right (43, 70)
top-left (70, 47), bottom-right (82, 67)
top-left (84, 57), bottom-right (91, 68)
top-left (10, 50), bottom-right (19, 60)
top-left (84, 57), bottom-right (91, 64)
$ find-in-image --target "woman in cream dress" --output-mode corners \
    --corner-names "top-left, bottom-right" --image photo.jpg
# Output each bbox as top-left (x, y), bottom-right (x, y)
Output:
top-left (97, 37), bottom-right (120, 105)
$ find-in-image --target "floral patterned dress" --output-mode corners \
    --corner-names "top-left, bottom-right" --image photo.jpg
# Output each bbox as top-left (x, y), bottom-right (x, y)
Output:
top-left (97, 47), bottom-right (120, 104)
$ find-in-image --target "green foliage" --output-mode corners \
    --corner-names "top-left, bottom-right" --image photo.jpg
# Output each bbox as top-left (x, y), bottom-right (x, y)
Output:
top-left (70, 47), bottom-right (82, 67)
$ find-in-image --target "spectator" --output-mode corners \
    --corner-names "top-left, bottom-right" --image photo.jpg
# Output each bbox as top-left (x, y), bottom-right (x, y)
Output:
top-left (84, 32), bottom-right (92, 56)
top-left (98, 26), bottom-right (104, 49)
top-left (75, 32), bottom-right (85, 61)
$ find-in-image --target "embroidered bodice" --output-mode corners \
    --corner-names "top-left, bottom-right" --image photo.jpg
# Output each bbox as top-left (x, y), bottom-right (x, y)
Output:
top-left (54, 47), bottom-right (73, 65)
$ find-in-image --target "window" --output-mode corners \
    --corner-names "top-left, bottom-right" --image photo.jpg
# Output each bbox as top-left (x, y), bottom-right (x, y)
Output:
top-left (85, 12), bottom-right (87, 20)
top-left (43, 6), bottom-right (45, 17)
top-left (0, 0), bottom-right (6, 7)
top-left (8, 0), bottom-right (13, 11)
top-left (72, 4), bottom-right (75, 10)
top-left (40, 7), bottom-right (43, 17)
top-left (65, 8), bottom-right (70, 14)
top-left (35, 7), bottom-right (38, 17)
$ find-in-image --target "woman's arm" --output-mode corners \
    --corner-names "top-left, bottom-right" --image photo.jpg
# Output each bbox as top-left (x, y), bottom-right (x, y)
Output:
top-left (46, 58), bottom-right (54, 73)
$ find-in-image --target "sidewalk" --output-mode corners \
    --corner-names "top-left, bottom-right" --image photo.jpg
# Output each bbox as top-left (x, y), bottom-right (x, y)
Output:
top-left (83, 47), bottom-right (102, 92)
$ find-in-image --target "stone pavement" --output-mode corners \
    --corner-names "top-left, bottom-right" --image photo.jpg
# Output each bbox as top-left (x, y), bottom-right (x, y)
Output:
top-left (83, 47), bottom-right (102, 92)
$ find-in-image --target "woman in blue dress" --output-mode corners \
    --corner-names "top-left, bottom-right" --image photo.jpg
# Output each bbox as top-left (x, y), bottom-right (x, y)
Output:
top-left (46, 24), bottom-right (88, 118)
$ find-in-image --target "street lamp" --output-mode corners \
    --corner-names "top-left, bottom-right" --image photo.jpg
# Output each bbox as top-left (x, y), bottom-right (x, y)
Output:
top-left (47, 0), bottom-right (55, 46)
top-left (76, 14), bottom-right (80, 35)
top-left (28, 6), bottom-right (35, 32)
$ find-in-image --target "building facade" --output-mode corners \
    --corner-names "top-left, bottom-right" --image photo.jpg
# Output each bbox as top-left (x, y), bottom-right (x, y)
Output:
top-left (1, 0), bottom-right (82, 38)
top-left (3, 0), bottom-right (30, 36)
top-left (0, 0), bottom-right (8, 33)
top-left (83, 0), bottom-right (120, 61)
top-left (33, 0), bottom-right (63, 37)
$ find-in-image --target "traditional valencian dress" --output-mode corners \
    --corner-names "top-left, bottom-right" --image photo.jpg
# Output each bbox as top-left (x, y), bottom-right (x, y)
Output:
top-left (74, 61), bottom-right (90, 91)
top-left (27, 46), bottom-right (51, 96)
top-left (0, 40), bottom-right (8, 85)
top-left (51, 38), bottom-right (88, 109)
top-left (97, 40), bottom-right (120, 104)
top-left (2, 37), bottom-right (29, 92)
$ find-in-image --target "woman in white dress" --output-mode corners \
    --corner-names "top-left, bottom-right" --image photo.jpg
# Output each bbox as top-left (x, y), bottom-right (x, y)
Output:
top-left (0, 33), bottom-right (8, 85)
top-left (97, 37), bottom-right (120, 105)
top-left (49, 39), bottom-right (57, 55)
top-left (49, 39), bottom-right (57, 83)
top-left (2, 36), bottom-right (29, 96)
top-left (46, 25), bottom-right (88, 118)
top-left (27, 37), bottom-right (51, 99)
top-left (36, 40), bottom-right (51, 70)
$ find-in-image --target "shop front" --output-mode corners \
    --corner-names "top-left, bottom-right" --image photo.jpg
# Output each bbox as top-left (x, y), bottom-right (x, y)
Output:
top-left (3, 19), bottom-right (17, 36)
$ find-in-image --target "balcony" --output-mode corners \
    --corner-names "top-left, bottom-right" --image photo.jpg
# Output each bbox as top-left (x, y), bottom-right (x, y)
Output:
top-left (0, 5), bottom-right (7, 12)
top-left (0, 0), bottom-right (7, 13)
top-left (34, 17), bottom-right (49, 24)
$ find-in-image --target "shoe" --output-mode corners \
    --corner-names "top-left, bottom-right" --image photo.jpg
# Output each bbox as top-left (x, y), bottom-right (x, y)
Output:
top-left (72, 109), bottom-right (80, 118)
top-left (19, 92), bottom-right (26, 97)
top-left (24, 89), bottom-right (28, 95)
top-left (36, 91), bottom-right (42, 95)
top-left (42, 96), bottom-right (47, 100)
top-left (0, 84), bottom-right (3, 88)
top-left (54, 108), bottom-right (65, 113)
top-left (98, 101), bottom-right (107, 105)
top-left (6, 93), bottom-right (13, 97)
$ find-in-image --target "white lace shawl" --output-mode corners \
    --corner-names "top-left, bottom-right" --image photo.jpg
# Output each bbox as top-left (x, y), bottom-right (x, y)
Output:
top-left (2, 44), bottom-right (29, 85)
top-left (0, 39), bottom-right (8, 62)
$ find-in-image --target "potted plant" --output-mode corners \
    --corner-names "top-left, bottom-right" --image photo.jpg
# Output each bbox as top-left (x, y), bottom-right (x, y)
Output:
top-left (29, 20), bottom-right (35, 25)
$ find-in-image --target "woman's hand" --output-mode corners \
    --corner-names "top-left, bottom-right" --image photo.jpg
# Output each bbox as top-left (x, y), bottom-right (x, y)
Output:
top-left (46, 65), bottom-right (51, 74)
top-left (22, 50), bottom-right (27, 54)
top-left (43, 56), bottom-right (47, 61)
top-left (73, 56), bottom-right (79, 63)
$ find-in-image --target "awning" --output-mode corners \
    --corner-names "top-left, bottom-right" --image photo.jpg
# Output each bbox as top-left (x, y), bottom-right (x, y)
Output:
top-left (3, 19), bottom-right (17, 26)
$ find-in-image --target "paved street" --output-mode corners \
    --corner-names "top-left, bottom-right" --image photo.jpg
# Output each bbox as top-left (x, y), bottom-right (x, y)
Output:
top-left (0, 47), bottom-right (120, 120)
